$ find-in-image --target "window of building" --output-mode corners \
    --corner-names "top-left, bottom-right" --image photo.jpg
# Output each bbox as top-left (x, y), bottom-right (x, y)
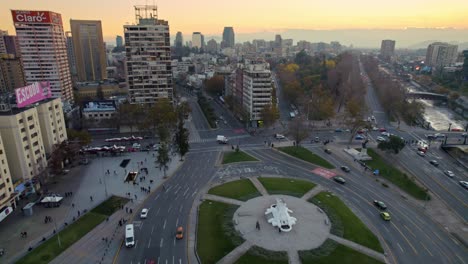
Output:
top-left (6, 178), bottom-right (9, 183)
top-left (27, 116), bottom-right (33, 121)
top-left (29, 124), bottom-right (34, 130)
top-left (21, 128), bottom-right (26, 133)
top-left (0, 183), bottom-right (5, 189)
top-left (33, 141), bottom-right (38, 147)
top-left (28, 163), bottom-right (31, 167)
top-left (18, 119), bottom-right (23, 124)
top-left (22, 136), bottom-right (27, 142)
top-left (0, 150), bottom-right (2, 155)
top-left (25, 145), bottom-right (30, 150)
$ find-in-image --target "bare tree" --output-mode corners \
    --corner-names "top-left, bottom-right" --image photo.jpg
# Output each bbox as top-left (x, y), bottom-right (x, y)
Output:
top-left (288, 117), bottom-right (309, 146)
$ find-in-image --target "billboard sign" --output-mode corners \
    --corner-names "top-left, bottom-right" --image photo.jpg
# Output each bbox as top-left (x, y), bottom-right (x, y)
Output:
top-left (11, 10), bottom-right (62, 25)
top-left (15, 82), bottom-right (52, 108)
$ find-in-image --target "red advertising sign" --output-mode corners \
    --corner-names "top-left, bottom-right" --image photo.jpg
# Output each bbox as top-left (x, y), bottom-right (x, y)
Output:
top-left (15, 81), bottom-right (52, 108)
top-left (11, 10), bottom-right (62, 25)
top-left (312, 168), bottom-right (337, 179)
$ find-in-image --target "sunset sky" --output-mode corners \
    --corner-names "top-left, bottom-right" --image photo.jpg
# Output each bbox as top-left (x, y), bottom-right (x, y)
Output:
top-left (2, 0), bottom-right (468, 44)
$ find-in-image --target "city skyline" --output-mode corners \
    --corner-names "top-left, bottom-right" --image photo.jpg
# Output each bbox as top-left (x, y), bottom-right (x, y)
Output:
top-left (1, 0), bottom-right (468, 46)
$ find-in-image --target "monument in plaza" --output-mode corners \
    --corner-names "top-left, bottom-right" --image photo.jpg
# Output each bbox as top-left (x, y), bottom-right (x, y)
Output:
top-left (265, 198), bottom-right (297, 232)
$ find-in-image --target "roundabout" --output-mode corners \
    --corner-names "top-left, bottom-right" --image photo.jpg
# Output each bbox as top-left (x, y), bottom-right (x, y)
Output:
top-left (193, 176), bottom-right (386, 264)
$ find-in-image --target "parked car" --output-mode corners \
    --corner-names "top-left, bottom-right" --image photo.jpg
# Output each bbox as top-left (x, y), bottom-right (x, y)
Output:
top-left (381, 132), bottom-right (390, 137)
top-left (373, 200), bottom-right (387, 210)
top-left (335, 128), bottom-right (343, 132)
top-left (379, 128), bottom-right (387, 132)
top-left (176, 226), bottom-right (184, 239)
top-left (79, 158), bottom-right (89, 165)
top-left (376, 136), bottom-right (386, 142)
top-left (140, 208), bottom-right (148, 219)
top-left (444, 170), bottom-right (455, 178)
top-left (429, 160), bottom-right (439, 167)
top-left (417, 151), bottom-right (426, 157)
top-left (459, 181), bottom-right (468, 190)
top-left (274, 134), bottom-right (285, 139)
top-left (380, 212), bottom-right (391, 221)
top-left (132, 143), bottom-right (141, 149)
top-left (355, 135), bottom-right (365, 140)
top-left (314, 136), bottom-right (320, 142)
top-left (333, 176), bottom-right (346, 184)
top-left (340, 166), bottom-right (351, 172)
top-left (324, 148), bottom-right (332, 154)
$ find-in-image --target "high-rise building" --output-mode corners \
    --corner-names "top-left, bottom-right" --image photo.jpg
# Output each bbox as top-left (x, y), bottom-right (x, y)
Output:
top-left (242, 61), bottom-right (273, 125)
top-left (222, 27), bottom-right (235, 48)
top-left (116, 35), bottom-right (123, 47)
top-left (11, 10), bottom-right (74, 103)
top-left (175, 32), bottom-right (183, 48)
top-left (124, 5), bottom-right (173, 104)
top-left (70, 20), bottom-right (107, 82)
top-left (425, 42), bottom-right (458, 68)
top-left (192, 32), bottom-right (204, 49)
top-left (0, 54), bottom-right (26, 91)
top-left (206, 39), bottom-right (218, 54)
top-left (0, 30), bottom-right (7, 54)
top-left (380, 40), bottom-right (396, 61)
top-left (65, 31), bottom-right (77, 76)
top-left (0, 133), bottom-right (15, 219)
top-left (462, 50), bottom-right (468, 81)
top-left (3, 35), bottom-right (20, 57)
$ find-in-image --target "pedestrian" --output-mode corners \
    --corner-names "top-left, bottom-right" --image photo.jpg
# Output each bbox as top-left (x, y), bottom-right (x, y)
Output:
top-left (256, 221), bottom-right (260, 230)
top-left (72, 203), bottom-right (75, 208)
top-left (130, 209), bottom-right (133, 214)
top-left (114, 170), bottom-right (116, 175)
top-left (24, 231), bottom-right (27, 237)
top-left (119, 220), bottom-right (122, 226)
top-left (134, 194), bottom-right (137, 200)
top-left (163, 185), bottom-right (166, 191)
top-left (99, 178), bottom-right (102, 184)
top-left (90, 196), bottom-right (93, 202)
top-left (125, 207), bottom-right (128, 213)
top-left (78, 210), bottom-right (81, 216)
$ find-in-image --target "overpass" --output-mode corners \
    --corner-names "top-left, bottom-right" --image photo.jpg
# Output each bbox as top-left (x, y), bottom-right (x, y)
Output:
top-left (406, 92), bottom-right (448, 101)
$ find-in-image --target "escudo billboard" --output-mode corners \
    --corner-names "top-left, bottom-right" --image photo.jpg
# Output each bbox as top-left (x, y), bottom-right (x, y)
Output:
top-left (15, 81), bottom-right (52, 108)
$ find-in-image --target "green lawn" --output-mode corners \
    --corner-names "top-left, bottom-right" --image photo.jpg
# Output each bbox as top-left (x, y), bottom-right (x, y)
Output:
top-left (277, 146), bottom-right (335, 169)
top-left (17, 195), bottom-right (128, 264)
top-left (259, 177), bottom-right (316, 197)
top-left (366, 148), bottom-right (429, 200)
top-left (310, 192), bottom-right (383, 253)
top-left (235, 246), bottom-right (288, 264)
top-left (17, 212), bottom-right (107, 264)
top-left (222, 151), bottom-right (258, 164)
top-left (300, 239), bottom-right (383, 264)
top-left (197, 200), bottom-right (244, 264)
top-left (208, 179), bottom-right (261, 201)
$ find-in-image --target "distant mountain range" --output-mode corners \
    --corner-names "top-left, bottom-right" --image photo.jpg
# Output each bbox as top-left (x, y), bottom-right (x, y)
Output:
top-left (201, 28), bottom-right (468, 49)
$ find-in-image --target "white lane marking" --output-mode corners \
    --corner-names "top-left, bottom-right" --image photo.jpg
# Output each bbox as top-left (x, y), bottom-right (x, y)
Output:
top-left (151, 225), bottom-right (155, 234)
top-left (397, 243), bottom-right (404, 252)
top-left (168, 205), bottom-right (173, 212)
top-left (154, 194), bottom-right (160, 201)
top-left (156, 208), bottom-right (161, 215)
top-left (160, 238), bottom-right (164, 247)
top-left (174, 237), bottom-right (176, 246)
top-left (179, 259), bottom-right (182, 264)
top-left (183, 187), bottom-right (189, 197)
top-left (173, 256), bottom-right (175, 264)
top-left (157, 257), bottom-right (160, 264)
top-left (176, 217), bottom-right (179, 227)
top-left (166, 260), bottom-right (168, 264)
top-left (191, 191), bottom-right (197, 197)
top-left (147, 238), bottom-right (151, 248)
top-left (163, 219), bottom-right (167, 229)
top-left (140, 222), bottom-right (144, 230)
top-left (135, 240), bottom-right (138, 248)
top-left (179, 205), bottom-right (183, 213)
top-left (383, 225), bottom-right (389, 233)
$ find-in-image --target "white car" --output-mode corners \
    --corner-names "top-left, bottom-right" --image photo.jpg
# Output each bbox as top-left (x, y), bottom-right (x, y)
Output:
top-left (132, 143), bottom-right (141, 149)
top-left (275, 134), bottom-right (286, 139)
top-left (140, 208), bottom-right (149, 219)
top-left (376, 136), bottom-right (386, 142)
top-left (444, 170), bottom-right (455, 178)
top-left (417, 151), bottom-right (426, 157)
top-left (381, 132), bottom-right (390, 137)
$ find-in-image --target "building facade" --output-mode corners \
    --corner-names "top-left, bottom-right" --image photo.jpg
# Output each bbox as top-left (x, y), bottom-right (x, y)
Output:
top-left (124, 5), bottom-right (173, 104)
top-left (425, 42), bottom-right (458, 68)
top-left (0, 54), bottom-right (26, 91)
top-left (380, 40), bottom-right (396, 61)
top-left (242, 62), bottom-right (273, 124)
top-left (12, 10), bottom-right (74, 103)
top-left (0, 30), bottom-right (7, 54)
top-left (192, 32), bottom-right (204, 49)
top-left (222, 27), bottom-right (235, 48)
top-left (206, 39), bottom-right (218, 54)
top-left (70, 20), bottom-right (107, 82)
top-left (3, 35), bottom-right (20, 57)
top-left (65, 31), bottom-right (77, 76)
top-left (0, 133), bottom-right (15, 217)
top-left (116, 35), bottom-right (123, 47)
top-left (175, 32), bottom-right (183, 48)
top-left (36, 98), bottom-right (67, 155)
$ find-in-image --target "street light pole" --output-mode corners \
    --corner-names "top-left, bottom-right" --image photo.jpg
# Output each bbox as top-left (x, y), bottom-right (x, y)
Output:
top-left (53, 218), bottom-right (62, 248)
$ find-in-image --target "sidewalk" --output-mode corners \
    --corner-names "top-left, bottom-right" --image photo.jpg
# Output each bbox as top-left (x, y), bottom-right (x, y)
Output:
top-left (1, 150), bottom-right (182, 263)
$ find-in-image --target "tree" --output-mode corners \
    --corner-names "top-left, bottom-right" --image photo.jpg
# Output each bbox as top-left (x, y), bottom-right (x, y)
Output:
top-left (118, 103), bottom-right (143, 133)
top-left (66, 129), bottom-right (91, 146)
top-left (173, 113), bottom-right (190, 161)
top-left (96, 84), bottom-right (104, 100)
top-left (260, 104), bottom-right (279, 129)
top-left (156, 142), bottom-right (171, 178)
top-left (344, 98), bottom-right (368, 144)
top-left (288, 117), bottom-right (309, 146)
top-left (204, 75), bottom-right (224, 95)
top-left (378, 135), bottom-right (406, 154)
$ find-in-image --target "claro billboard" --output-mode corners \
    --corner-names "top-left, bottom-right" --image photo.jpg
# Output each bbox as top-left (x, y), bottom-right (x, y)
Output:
top-left (15, 82), bottom-right (52, 108)
top-left (11, 10), bottom-right (62, 25)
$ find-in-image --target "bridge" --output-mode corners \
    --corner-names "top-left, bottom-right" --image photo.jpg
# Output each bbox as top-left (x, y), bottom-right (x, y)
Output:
top-left (406, 92), bottom-right (448, 101)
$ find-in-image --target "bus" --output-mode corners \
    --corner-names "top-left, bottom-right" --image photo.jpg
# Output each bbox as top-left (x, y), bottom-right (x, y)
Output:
top-left (125, 224), bottom-right (135, 247)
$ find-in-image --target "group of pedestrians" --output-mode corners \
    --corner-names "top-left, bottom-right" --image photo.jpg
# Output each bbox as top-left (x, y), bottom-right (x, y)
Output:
top-left (20, 231), bottom-right (28, 238)
top-left (140, 186), bottom-right (151, 193)
top-left (64, 192), bottom-right (73, 197)
top-left (44, 216), bottom-right (53, 224)
top-left (125, 207), bottom-right (133, 214)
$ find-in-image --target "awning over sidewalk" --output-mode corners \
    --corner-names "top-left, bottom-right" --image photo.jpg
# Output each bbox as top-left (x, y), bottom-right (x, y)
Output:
top-left (40, 196), bottom-right (63, 203)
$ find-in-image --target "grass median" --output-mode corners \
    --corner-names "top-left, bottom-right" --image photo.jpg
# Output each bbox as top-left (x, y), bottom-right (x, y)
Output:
top-left (222, 151), bottom-right (258, 164)
top-left (208, 179), bottom-right (261, 201)
top-left (259, 177), bottom-right (316, 197)
top-left (366, 148), bottom-right (429, 200)
top-left (277, 146), bottom-right (335, 169)
top-left (17, 196), bottom-right (128, 264)
top-left (197, 200), bottom-right (244, 264)
top-left (300, 239), bottom-right (383, 264)
top-left (310, 192), bottom-right (383, 253)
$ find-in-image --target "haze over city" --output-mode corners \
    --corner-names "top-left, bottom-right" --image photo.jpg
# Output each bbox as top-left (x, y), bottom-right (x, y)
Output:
top-left (1, 0), bottom-right (468, 47)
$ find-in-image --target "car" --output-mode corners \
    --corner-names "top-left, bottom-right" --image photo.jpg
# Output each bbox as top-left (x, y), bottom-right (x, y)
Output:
top-left (379, 128), bottom-right (387, 132)
top-left (324, 148), bottom-right (332, 154)
top-left (444, 170), bottom-right (455, 178)
top-left (376, 136), bottom-right (386, 142)
top-left (429, 160), bottom-right (439, 166)
top-left (355, 135), bottom-right (365, 140)
top-left (274, 134), bottom-right (285, 139)
top-left (132, 143), bottom-right (141, 149)
top-left (140, 208), bottom-right (149, 219)
top-left (62, 169), bottom-right (70, 175)
top-left (333, 176), bottom-right (346, 184)
top-left (357, 129), bottom-right (365, 134)
top-left (426, 134), bottom-right (435, 140)
top-left (380, 212), bottom-right (391, 221)
top-left (340, 166), bottom-right (350, 172)
top-left (459, 181), bottom-right (468, 190)
top-left (434, 133), bottom-right (446, 139)
top-left (417, 151), bottom-right (426, 157)
top-left (372, 126), bottom-right (379, 131)
top-left (79, 158), bottom-right (89, 165)
top-left (462, 133), bottom-right (468, 138)
top-left (314, 136), bottom-right (320, 142)
top-left (451, 128), bottom-right (462, 132)
top-left (371, 115), bottom-right (376, 121)
top-left (176, 226), bottom-right (184, 239)
top-left (373, 200), bottom-right (387, 210)
top-left (335, 128), bottom-right (343, 132)
top-left (381, 132), bottom-right (390, 137)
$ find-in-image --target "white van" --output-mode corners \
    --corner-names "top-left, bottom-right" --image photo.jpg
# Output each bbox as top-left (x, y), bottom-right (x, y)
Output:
top-left (125, 224), bottom-right (135, 247)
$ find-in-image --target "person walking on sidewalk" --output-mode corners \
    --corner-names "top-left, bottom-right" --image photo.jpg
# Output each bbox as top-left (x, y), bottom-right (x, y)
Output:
top-left (90, 196), bottom-right (93, 202)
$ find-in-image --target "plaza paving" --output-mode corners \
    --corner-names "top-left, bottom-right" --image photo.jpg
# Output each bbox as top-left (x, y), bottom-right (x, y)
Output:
top-left (0, 150), bottom-right (181, 263)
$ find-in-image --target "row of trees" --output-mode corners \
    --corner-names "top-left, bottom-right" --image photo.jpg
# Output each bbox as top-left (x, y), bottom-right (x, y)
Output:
top-left (362, 55), bottom-right (425, 126)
